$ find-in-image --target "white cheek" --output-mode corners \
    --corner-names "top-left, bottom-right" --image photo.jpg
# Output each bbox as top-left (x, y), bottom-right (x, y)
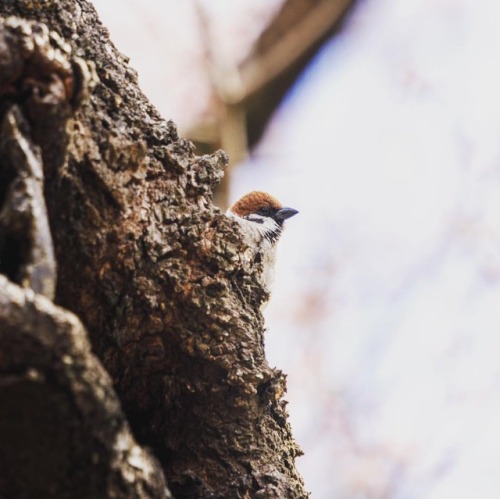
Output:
top-left (230, 213), bottom-right (278, 240)
top-left (261, 217), bottom-right (280, 235)
top-left (246, 215), bottom-right (279, 237)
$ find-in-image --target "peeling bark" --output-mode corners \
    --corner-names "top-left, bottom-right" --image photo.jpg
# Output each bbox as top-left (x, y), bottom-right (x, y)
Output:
top-left (0, 4), bottom-right (308, 498)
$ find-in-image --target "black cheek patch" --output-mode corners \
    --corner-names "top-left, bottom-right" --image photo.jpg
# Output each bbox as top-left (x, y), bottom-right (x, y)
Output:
top-left (265, 227), bottom-right (282, 244)
top-left (245, 215), bottom-right (264, 224)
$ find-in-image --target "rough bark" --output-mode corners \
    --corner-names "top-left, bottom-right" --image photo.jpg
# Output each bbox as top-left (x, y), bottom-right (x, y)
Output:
top-left (0, 3), bottom-right (307, 498)
top-left (0, 276), bottom-right (170, 499)
top-left (0, 105), bottom-right (56, 299)
top-left (0, 15), bottom-right (170, 498)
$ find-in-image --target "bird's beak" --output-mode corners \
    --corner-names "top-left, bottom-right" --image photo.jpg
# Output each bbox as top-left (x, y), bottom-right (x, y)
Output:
top-left (275, 207), bottom-right (299, 221)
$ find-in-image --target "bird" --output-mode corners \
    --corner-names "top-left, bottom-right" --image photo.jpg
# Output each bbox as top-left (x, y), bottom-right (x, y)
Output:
top-left (227, 191), bottom-right (298, 306)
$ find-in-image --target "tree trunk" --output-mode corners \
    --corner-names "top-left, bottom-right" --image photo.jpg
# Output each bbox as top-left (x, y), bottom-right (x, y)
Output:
top-left (0, 3), bottom-right (308, 498)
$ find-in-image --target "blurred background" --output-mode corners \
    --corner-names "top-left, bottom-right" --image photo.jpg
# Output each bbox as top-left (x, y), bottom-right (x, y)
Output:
top-left (92, 0), bottom-right (500, 497)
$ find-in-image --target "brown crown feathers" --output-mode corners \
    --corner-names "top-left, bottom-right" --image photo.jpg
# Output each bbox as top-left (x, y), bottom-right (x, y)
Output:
top-left (229, 191), bottom-right (283, 218)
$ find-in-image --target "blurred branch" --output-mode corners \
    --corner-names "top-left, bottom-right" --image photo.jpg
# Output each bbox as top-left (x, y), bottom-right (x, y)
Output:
top-left (241, 0), bottom-right (358, 147)
top-left (237, 0), bottom-right (356, 103)
top-left (192, 0), bottom-right (248, 208)
top-left (188, 0), bottom-right (358, 208)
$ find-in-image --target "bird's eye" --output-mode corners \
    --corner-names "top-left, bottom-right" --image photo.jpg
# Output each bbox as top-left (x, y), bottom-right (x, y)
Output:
top-left (258, 206), bottom-right (272, 216)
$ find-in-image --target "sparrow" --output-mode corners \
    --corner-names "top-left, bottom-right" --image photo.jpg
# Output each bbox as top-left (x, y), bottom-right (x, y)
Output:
top-left (227, 191), bottom-right (298, 305)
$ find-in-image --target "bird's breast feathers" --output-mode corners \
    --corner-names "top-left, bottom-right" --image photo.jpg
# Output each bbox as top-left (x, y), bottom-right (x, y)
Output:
top-left (227, 211), bottom-right (278, 291)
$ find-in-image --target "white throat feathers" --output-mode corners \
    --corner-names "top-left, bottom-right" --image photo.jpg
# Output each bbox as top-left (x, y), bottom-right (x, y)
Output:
top-left (227, 191), bottom-right (298, 307)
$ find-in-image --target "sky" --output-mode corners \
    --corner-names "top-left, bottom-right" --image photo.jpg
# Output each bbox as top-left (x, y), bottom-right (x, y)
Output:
top-left (93, 1), bottom-right (500, 497)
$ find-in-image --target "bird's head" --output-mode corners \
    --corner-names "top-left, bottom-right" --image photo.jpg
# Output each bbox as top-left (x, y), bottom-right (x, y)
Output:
top-left (228, 191), bottom-right (298, 243)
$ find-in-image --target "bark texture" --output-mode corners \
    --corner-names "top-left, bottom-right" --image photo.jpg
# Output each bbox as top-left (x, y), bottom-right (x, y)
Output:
top-left (0, 15), bottom-right (170, 499)
top-left (0, 3), bottom-right (307, 498)
top-left (0, 276), bottom-right (170, 499)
